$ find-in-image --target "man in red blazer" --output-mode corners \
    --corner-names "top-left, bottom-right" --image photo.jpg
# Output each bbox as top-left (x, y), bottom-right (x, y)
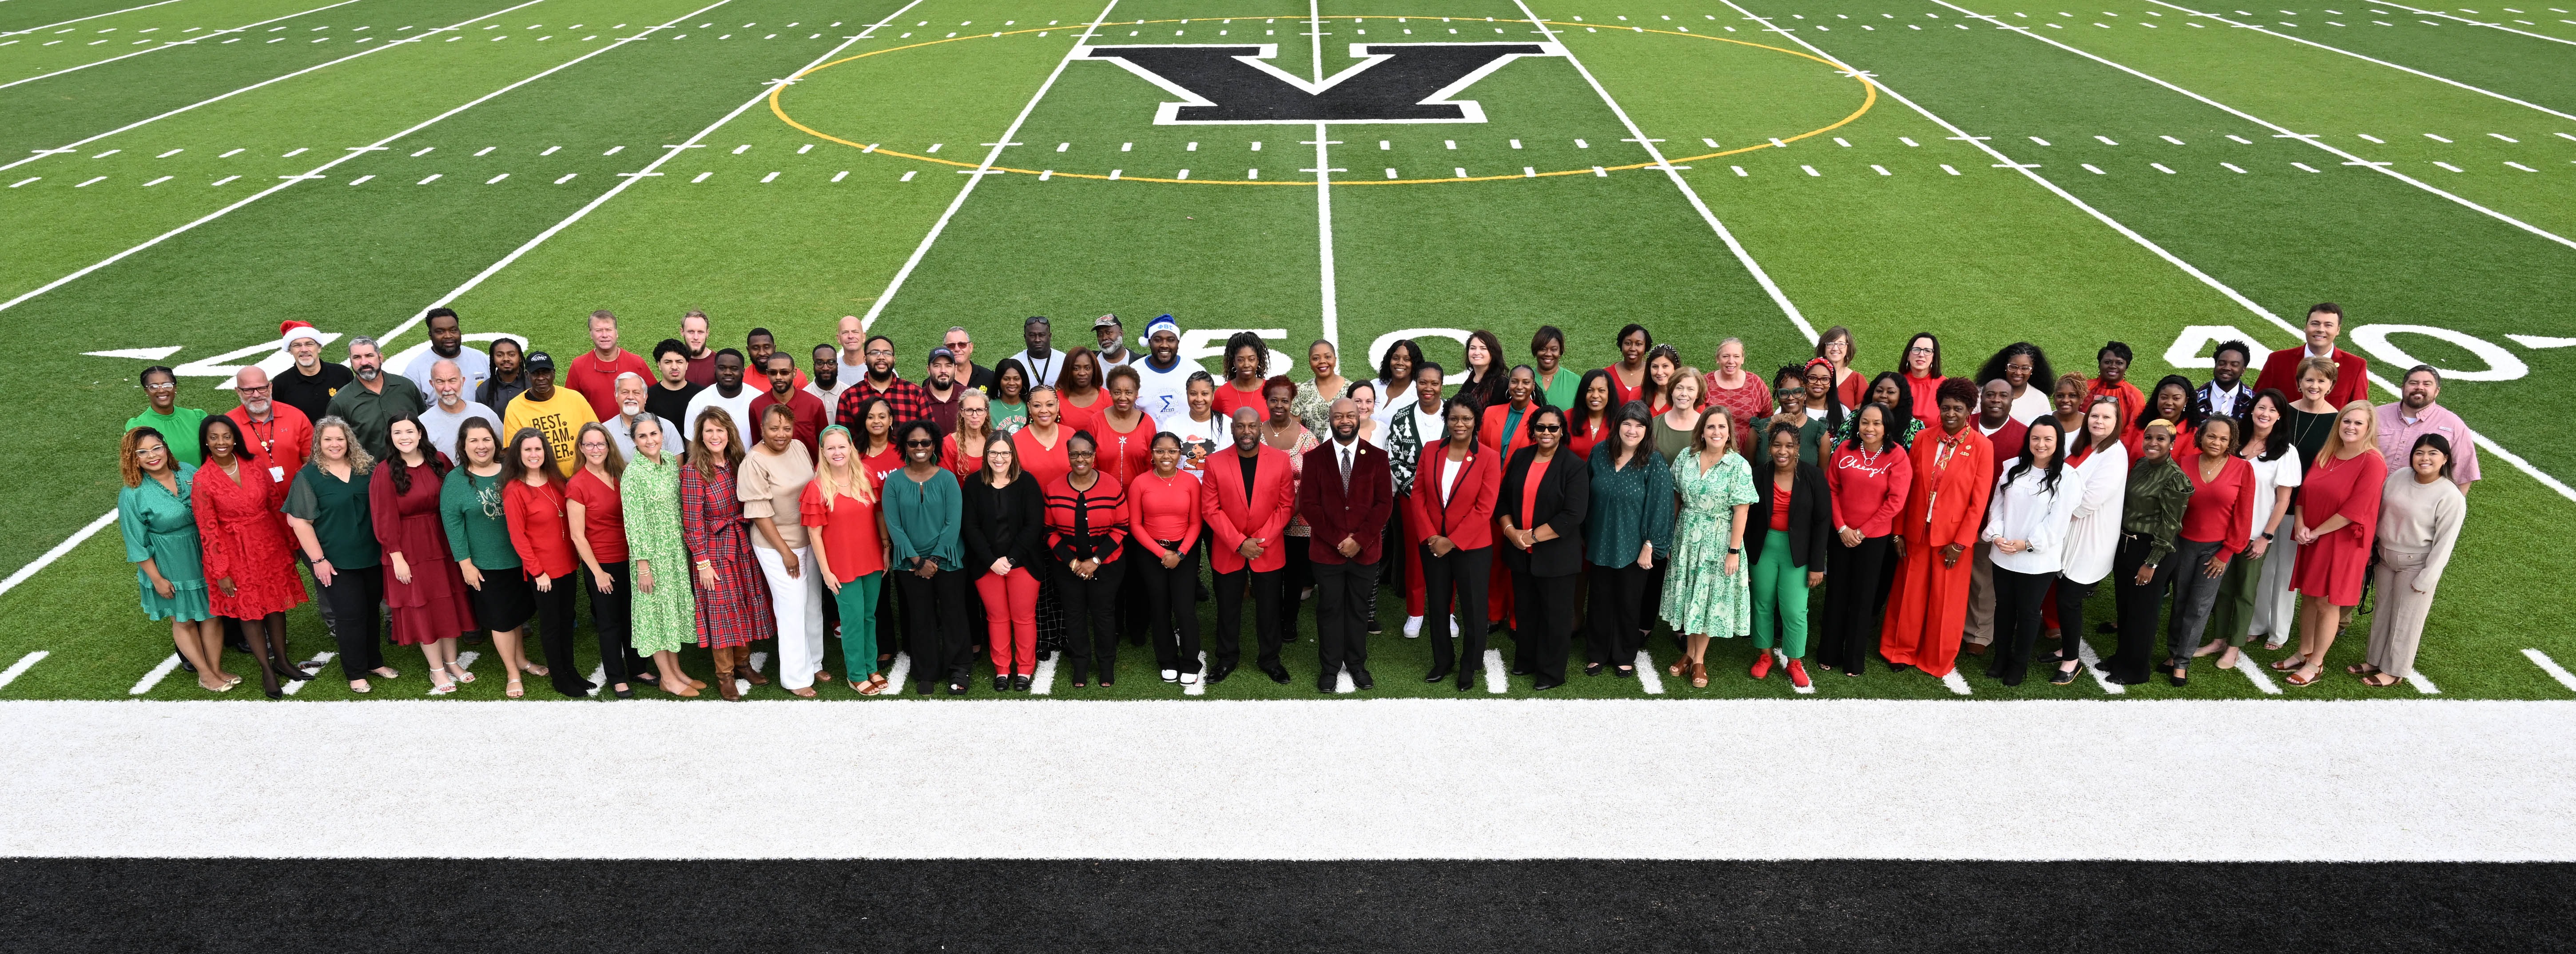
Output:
top-left (2251, 302), bottom-right (2371, 408)
top-left (1200, 407), bottom-right (1296, 684)
top-left (1404, 407), bottom-right (1499, 688)
top-left (1300, 398), bottom-right (1395, 692)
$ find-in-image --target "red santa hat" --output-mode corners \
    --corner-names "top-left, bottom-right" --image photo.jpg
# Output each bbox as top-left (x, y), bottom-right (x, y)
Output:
top-left (279, 320), bottom-right (324, 347)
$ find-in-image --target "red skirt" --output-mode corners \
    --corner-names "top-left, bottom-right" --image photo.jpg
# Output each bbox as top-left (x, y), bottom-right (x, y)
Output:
top-left (2290, 525), bottom-right (2369, 607)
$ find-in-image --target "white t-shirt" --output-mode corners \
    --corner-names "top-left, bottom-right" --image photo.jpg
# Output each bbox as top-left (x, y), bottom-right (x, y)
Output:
top-left (2243, 449), bottom-right (2304, 540)
top-left (1131, 355), bottom-right (1196, 423)
top-left (683, 385), bottom-right (761, 439)
top-left (405, 348), bottom-right (492, 401)
top-left (835, 354), bottom-right (868, 391)
top-left (419, 399), bottom-right (500, 461)
top-left (1169, 411), bottom-right (1231, 472)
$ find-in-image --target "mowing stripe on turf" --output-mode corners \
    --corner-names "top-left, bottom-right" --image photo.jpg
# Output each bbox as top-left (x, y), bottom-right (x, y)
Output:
top-left (0, 0), bottom-right (184, 36)
top-left (2140, 0), bottom-right (2576, 121)
top-left (1519, 0), bottom-right (1813, 341)
top-left (2358, 0), bottom-right (2576, 43)
top-left (369, 0), bottom-right (927, 349)
top-left (0, 0), bottom-right (553, 175)
top-left (0, 0), bottom-right (361, 90)
top-left (854, 0), bottom-right (1120, 331)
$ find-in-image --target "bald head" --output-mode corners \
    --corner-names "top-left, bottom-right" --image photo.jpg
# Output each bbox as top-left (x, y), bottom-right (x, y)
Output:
top-left (430, 359), bottom-right (465, 406)
top-left (838, 314), bottom-right (865, 358)
top-left (234, 366), bottom-right (274, 416)
top-left (1231, 406), bottom-right (1262, 452)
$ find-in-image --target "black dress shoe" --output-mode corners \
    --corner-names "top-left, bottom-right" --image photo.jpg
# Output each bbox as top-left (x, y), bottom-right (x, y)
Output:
top-left (1533, 678), bottom-right (1563, 691)
top-left (1352, 671), bottom-right (1374, 691)
top-left (1207, 664), bottom-right (1234, 684)
top-left (1584, 663), bottom-right (1603, 677)
top-left (179, 657), bottom-right (199, 674)
top-left (1265, 666), bottom-right (1292, 685)
top-left (2000, 670), bottom-right (2026, 687)
top-left (2049, 666), bottom-right (2079, 685)
top-left (1364, 618), bottom-right (1381, 635)
top-left (612, 685), bottom-right (635, 699)
top-left (993, 676), bottom-right (1010, 692)
top-left (1510, 665), bottom-right (1531, 676)
top-left (1456, 676), bottom-right (1475, 691)
top-left (1423, 667), bottom-right (1451, 684)
top-left (1886, 661), bottom-right (1910, 672)
top-left (2095, 621), bottom-right (2119, 634)
top-left (1011, 675), bottom-right (1031, 692)
top-left (1984, 665), bottom-right (2007, 680)
top-left (1316, 681), bottom-right (1336, 693)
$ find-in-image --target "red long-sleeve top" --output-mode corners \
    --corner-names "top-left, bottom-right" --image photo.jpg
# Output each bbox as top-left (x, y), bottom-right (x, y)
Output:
top-left (503, 478), bottom-right (578, 579)
top-left (1044, 473), bottom-right (1129, 564)
top-left (1125, 469), bottom-right (1203, 558)
top-left (2176, 449), bottom-right (2256, 558)
top-left (1827, 443), bottom-right (1913, 538)
top-left (565, 469), bottom-right (627, 564)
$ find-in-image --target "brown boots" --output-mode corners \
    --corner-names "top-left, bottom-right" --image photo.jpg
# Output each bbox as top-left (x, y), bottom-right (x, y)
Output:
top-left (711, 647), bottom-right (743, 701)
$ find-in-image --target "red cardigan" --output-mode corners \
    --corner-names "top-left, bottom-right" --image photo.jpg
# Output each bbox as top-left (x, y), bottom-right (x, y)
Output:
top-left (1403, 444), bottom-right (1500, 551)
top-left (1299, 439), bottom-right (1393, 564)
top-left (1199, 445), bottom-right (1294, 574)
top-left (1043, 473), bottom-right (1129, 564)
top-left (503, 478), bottom-right (578, 579)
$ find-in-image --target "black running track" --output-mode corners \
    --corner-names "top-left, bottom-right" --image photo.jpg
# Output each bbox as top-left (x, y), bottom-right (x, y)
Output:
top-left (6, 859), bottom-right (2568, 951)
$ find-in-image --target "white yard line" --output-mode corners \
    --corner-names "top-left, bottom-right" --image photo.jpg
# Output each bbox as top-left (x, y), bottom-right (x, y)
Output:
top-left (2143, 0), bottom-right (2576, 122)
top-left (880, 651), bottom-right (910, 695)
top-left (1482, 648), bottom-right (1507, 693)
top-left (374, 0), bottom-right (924, 349)
top-left (0, 0), bottom-right (363, 91)
top-left (2353, 0), bottom-right (2576, 43)
top-left (0, 0), bottom-right (555, 175)
top-left (0, 0), bottom-right (189, 38)
top-left (2230, 648), bottom-right (2280, 694)
top-left (1183, 651), bottom-right (1207, 695)
top-left (2411, 669), bottom-right (2441, 695)
top-left (0, 510), bottom-right (114, 600)
top-left (1939, 668), bottom-right (1973, 695)
top-left (1030, 653), bottom-right (1057, 694)
top-left (0, 0), bottom-right (738, 321)
top-left (1726, 0), bottom-right (2576, 505)
top-left (584, 663), bottom-right (607, 696)
top-left (2524, 648), bottom-right (2576, 694)
top-left (1770, 648), bottom-right (1811, 694)
top-left (1637, 648), bottom-right (1666, 694)
top-left (1932, 0), bottom-right (2576, 254)
top-left (0, 650), bottom-right (48, 690)
top-left (127, 653), bottom-right (180, 695)
top-left (857, 0), bottom-right (1116, 332)
top-left (1515, 0), bottom-right (1815, 342)
top-left (1306, 1), bottom-right (1340, 356)
top-left (278, 651), bottom-right (337, 695)
top-left (2074, 636), bottom-right (2126, 694)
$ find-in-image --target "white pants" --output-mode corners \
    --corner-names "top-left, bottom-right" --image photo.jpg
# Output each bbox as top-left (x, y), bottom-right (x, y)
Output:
top-left (755, 545), bottom-right (827, 690)
top-left (2246, 536), bottom-right (2299, 643)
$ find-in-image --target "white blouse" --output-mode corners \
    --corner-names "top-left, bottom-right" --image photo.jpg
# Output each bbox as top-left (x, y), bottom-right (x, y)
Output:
top-left (2242, 449), bottom-right (2303, 541)
top-left (2058, 441), bottom-right (2129, 584)
top-left (1983, 458), bottom-right (2087, 575)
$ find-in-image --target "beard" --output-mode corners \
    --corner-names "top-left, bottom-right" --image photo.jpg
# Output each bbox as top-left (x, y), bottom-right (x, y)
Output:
top-left (354, 364), bottom-right (379, 382)
top-left (620, 401), bottom-right (643, 417)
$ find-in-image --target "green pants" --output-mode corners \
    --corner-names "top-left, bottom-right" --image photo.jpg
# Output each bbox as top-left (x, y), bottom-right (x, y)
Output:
top-left (1749, 530), bottom-right (1812, 658)
top-left (2206, 550), bottom-right (2264, 648)
top-left (834, 572), bottom-right (883, 678)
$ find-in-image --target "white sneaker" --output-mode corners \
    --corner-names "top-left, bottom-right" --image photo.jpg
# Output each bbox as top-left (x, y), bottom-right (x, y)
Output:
top-left (1180, 671), bottom-right (1199, 685)
top-left (1160, 668), bottom-right (1180, 683)
top-left (1403, 615), bottom-right (1423, 638)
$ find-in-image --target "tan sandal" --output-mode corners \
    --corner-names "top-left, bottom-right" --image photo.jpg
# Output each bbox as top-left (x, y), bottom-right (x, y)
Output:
top-left (1689, 660), bottom-right (1708, 689)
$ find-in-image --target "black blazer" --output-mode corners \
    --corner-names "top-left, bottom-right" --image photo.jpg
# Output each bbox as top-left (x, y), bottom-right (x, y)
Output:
top-left (961, 475), bottom-right (1047, 576)
top-left (1494, 446), bottom-right (1590, 578)
top-left (1744, 461), bottom-right (1834, 569)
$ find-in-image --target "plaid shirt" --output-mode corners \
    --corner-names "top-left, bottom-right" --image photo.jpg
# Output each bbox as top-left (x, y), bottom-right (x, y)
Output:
top-left (835, 374), bottom-right (934, 430)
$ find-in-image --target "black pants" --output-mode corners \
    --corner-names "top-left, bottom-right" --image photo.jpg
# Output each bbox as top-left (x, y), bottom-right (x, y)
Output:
top-left (2051, 576), bottom-right (2099, 668)
top-left (532, 573), bottom-right (586, 696)
top-left (1585, 562), bottom-right (1652, 668)
top-left (1134, 543), bottom-right (1203, 674)
top-left (1118, 538), bottom-right (1152, 647)
top-left (1419, 545), bottom-right (1491, 677)
top-left (1312, 558), bottom-right (1379, 686)
top-left (1052, 559), bottom-right (1128, 684)
top-left (1212, 567), bottom-right (1283, 674)
top-left (1819, 534), bottom-right (1894, 673)
top-left (1986, 566), bottom-right (2056, 685)
top-left (317, 564), bottom-right (383, 681)
top-left (1639, 561), bottom-right (1668, 647)
top-left (1508, 564), bottom-right (1579, 685)
top-left (586, 561), bottom-right (644, 688)
top-left (2108, 535), bottom-right (2178, 684)
top-left (1278, 539), bottom-right (1310, 641)
top-left (895, 567), bottom-right (971, 688)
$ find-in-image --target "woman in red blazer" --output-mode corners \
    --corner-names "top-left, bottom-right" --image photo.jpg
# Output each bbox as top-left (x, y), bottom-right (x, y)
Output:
top-left (1406, 401), bottom-right (1501, 689)
top-left (1878, 378), bottom-right (1994, 679)
top-left (1197, 409), bottom-right (1297, 683)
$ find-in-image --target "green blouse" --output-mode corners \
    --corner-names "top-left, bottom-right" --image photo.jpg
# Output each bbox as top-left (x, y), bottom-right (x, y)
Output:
top-left (882, 466), bottom-right (963, 571)
top-left (1585, 444), bottom-right (1675, 566)
top-left (283, 461), bottom-right (380, 569)
top-left (2119, 457), bottom-right (2194, 568)
top-left (438, 466), bottom-right (520, 571)
top-left (118, 465), bottom-right (207, 618)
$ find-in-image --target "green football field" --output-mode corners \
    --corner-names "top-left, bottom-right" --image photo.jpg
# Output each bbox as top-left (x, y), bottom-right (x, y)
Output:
top-left (4, 0), bottom-right (2572, 703)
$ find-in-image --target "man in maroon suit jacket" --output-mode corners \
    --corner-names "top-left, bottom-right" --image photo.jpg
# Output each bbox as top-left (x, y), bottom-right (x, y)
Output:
top-left (1300, 398), bottom-right (1395, 692)
top-left (1200, 407), bottom-right (1296, 684)
top-left (2251, 302), bottom-right (2371, 409)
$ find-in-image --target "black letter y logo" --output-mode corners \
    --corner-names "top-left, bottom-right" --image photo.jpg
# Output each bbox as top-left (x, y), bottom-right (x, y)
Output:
top-left (1085, 43), bottom-right (1558, 124)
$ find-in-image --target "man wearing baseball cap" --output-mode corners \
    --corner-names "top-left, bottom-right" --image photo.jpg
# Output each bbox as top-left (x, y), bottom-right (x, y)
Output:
top-left (1093, 314), bottom-right (1135, 368)
top-left (1018, 316), bottom-right (1065, 388)
top-left (271, 320), bottom-right (352, 425)
top-left (500, 350), bottom-right (598, 476)
top-left (922, 346), bottom-right (967, 433)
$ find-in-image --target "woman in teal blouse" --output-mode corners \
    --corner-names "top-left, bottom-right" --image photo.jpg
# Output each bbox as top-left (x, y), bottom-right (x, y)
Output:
top-left (1583, 403), bottom-right (1674, 679)
top-left (885, 420), bottom-right (970, 694)
top-left (119, 427), bottom-right (234, 692)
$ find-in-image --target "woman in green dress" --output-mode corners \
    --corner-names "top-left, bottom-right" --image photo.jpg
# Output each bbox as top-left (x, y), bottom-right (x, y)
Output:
top-left (1661, 406), bottom-right (1757, 688)
top-left (119, 427), bottom-right (235, 692)
top-left (621, 413), bottom-right (703, 697)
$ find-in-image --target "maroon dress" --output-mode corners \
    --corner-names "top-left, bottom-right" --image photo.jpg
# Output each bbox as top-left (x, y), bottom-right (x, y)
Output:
top-left (680, 462), bottom-right (775, 649)
top-left (2290, 449), bottom-right (2388, 607)
top-left (192, 460), bottom-right (310, 619)
top-left (370, 455), bottom-right (479, 646)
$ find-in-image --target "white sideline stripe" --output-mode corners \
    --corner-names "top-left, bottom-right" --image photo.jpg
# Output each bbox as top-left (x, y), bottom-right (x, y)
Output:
top-left (0, 510), bottom-right (114, 600)
top-left (2075, 636), bottom-right (2125, 694)
top-left (0, 0), bottom-right (735, 321)
top-left (747, 650), bottom-right (766, 675)
top-left (0, 650), bottom-right (48, 690)
top-left (1183, 651), bottom-right (1206, 695)
top-left (0, 0), bottom-right (553, 174)
top-left (1335, 668), bottom-right (1356, 693)
top-left (1940, 669), bottom-right (1972, 694)
top-left (455, 650), bottom-right (479, 671)
top-left (881, 651), bottom-right (910, 695)
top-left (279, 651), bottom-right (336, 695)
top-left (2524, 648), bottom-right (2576, 694)
top-left (0, 0), bottom-right (187, 38)
top-left (0, 0), bottom-right (363, 91)
top-left (1743, 0), bottom-right (2576, 506)
top-left (2357, 0), bottom-right (2576, 41)
top-left (128, 653), bottom-right (180, 695)
top-left (584, 664), bottom-right (606, 696)
top-left (1030, 653), bottom-right (1057, 694)
top-left (1637, 648), bottom-right (1665, 694)
top-left (1308, 3), bottom-right (1338, 356)
top-left (13, 698), bottom-right (2576, 860)
top-left (1932, 0), bottom-right (2576, 254)
top-left (1482, 648), bottom-right (1507, 692)
top-left (2142, 0), bottom-right (2576, 122)
top-left (1516, 0), bottom-right (1815, 343)
top-left (2232, 649), bottom-right (2281, 694)
top-left (2412, 669), bottom-right (2440, 695)
top-left (858, 0), bottom-right (1117, 332)
top-left (1771, 648), bottom-right (1811, 694)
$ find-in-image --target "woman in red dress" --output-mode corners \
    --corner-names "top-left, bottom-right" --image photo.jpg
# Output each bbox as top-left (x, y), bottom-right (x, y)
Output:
top-left (370, 415), bottom-right (478, 694)
top-left (680, 406), bottom-right (774, 699)
top-left (2280, 401), bottom-right (2388, 687)
top-left (1095, 365), bottom-right (1157, 487)
top-left (1877, 378), bottom-right (1992, 678)
top-left (192, 415), bottom-right (312, 697)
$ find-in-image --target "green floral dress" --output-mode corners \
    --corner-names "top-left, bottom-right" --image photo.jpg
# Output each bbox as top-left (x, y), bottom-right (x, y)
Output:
top-left (1663, 448), bottom-right (1757, 638)
top-left (620, 455), bottom-right (697, 655)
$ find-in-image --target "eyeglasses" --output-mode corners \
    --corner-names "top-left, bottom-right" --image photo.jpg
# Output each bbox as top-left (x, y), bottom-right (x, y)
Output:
top-left (1908, 346), bottom-right (1936, 355)
top-left (237, 385), bottom-right (271, 395)
top-left (143, 381), bottom-right (176, 391)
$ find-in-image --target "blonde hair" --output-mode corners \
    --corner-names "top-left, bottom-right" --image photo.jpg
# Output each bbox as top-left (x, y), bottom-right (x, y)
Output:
top-left (310, 416), bottom-right (375, 474)
top-left (954, 390), bottom-right (993, 454)
top-left (2318, 399), bottom-right (2380, 461)
top-left (812, 426), bottom-right (875, 509)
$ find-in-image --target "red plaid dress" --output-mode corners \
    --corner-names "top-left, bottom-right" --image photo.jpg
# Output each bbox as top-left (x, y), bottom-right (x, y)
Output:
top-left (680, 462), bottom-right (775, 649)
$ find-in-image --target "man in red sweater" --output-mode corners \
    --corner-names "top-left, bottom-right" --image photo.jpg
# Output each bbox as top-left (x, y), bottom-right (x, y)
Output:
top-left (2252, 302), bottom-right (2371, 408)
top-left (564, 310), bottom-right (648, 421)
top-left (1301, 398), bottom-right (1394, 692)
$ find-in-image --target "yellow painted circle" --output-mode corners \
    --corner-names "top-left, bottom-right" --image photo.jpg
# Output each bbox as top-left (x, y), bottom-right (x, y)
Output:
top-left (768, 15), bottom-right (1878, 186)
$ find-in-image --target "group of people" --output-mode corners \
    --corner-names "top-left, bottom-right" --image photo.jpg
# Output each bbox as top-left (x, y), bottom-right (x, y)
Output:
top-left (117, 302), bottom-right (2476, 698)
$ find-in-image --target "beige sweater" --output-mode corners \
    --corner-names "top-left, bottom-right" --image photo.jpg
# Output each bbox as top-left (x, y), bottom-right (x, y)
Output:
top-left (2376, 474), bottom-right (2464, 591)
top-left (737, 441), bottom-right (815, 551)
